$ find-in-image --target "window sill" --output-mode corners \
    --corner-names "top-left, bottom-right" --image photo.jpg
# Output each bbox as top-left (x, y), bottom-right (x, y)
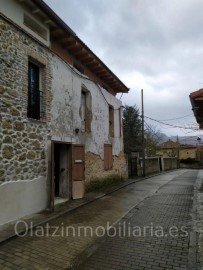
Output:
top-left (27, 117), bottom-right (47, 125)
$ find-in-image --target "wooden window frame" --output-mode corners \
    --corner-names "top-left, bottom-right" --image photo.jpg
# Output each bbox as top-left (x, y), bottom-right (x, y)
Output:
top-left (81, 87), bottom-right (92, 133)
top-left (109, 105), bottom-right (114, 137)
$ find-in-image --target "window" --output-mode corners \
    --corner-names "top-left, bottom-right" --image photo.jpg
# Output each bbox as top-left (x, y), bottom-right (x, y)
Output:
top-left (27, 62), bottom-right (42, 120)
top-left (81, 91), bottom-right (86, 132)
top-left (80, 88), bottom-right (92, 132)
top-left (109, 106), bottom-right (114, 137)
top-left (104, 144), bottom-right (113, 170)
top-left (24, 14), bottom-right (48, 40)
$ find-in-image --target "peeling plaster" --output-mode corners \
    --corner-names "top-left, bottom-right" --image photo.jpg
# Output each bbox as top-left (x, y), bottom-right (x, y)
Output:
top-left (51, 55), bottom-right (123, 158)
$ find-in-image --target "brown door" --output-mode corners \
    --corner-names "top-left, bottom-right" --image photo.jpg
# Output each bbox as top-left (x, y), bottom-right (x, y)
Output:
top-left (71, 144), bottom-right (85, 199)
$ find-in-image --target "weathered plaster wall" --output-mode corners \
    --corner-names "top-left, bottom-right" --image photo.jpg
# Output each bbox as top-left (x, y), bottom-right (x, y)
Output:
top-left (51, 55), bottom-right (123, 157)
top-left (0, 16), bottom-right (51, 224)
top-left (51, 56), bottom-right (128, 180)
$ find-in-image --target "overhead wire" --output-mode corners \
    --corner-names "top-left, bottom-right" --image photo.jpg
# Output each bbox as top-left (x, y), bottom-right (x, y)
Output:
top-left (157, 114), bottom-right (193, 121)
top-left (145, 115), bottom-right (199, 131)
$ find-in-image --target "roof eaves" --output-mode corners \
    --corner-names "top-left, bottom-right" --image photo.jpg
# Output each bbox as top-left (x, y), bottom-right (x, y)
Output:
top-left (32, 0), bottom-right (129, 93)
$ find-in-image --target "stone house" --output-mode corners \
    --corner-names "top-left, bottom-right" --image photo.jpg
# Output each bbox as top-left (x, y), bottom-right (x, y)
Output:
top-left (157, 140), bottom-right (198, 160)
top-left (156, 140), bottom-right (179, 158)
top-left (0, 0), bottom-right (129, 225)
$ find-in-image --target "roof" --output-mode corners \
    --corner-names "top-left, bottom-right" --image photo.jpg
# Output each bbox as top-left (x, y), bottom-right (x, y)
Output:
top-left (189, 88), bottom-right (203, 128)
top-left (18, 0), bottom-right (129, 94)
top-left (158, 140), bottom-right (196, 149)
top-left (158, 140), bottom-right (179, 149)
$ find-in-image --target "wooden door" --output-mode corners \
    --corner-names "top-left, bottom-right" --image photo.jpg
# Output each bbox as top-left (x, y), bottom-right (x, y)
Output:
top-left (71, 144), bottom-right (85, 199)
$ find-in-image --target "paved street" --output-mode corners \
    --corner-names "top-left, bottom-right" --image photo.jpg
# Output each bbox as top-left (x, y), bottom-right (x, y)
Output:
top-left (78, 170), bottom-right (198, 270)
top-left (0, 170), bottom-right (199, 269)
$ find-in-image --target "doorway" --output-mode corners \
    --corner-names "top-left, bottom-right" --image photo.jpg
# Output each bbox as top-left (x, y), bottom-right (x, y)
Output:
top-left (51, 142), bottom-right (85, 208)
top-left (52, 142), bottom-right (71, 203)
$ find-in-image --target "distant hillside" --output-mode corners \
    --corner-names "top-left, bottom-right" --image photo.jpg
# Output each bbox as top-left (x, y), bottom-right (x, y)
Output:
top-left (159, 135), bottom-right (203, 146)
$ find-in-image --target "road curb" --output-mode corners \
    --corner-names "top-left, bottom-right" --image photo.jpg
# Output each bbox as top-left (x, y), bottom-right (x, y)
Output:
top-left (0, 170), bottom-right (177, 245)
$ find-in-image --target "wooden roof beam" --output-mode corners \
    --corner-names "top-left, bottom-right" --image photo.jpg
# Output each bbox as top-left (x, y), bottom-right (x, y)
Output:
top-left (73, 48), bottom-right (87, 57)
top-left (79, 54), bottom-right (93, 61)
top-left (69, 44), bottom-right (84, 54)
top-left (86, 60), bottom-right (99, 68)
top-left (44, 19), bottom-right (52, 24)
top-left (66, 41), bottom-right (79, 50)
top-left (58, 35), bottom-right (75, 44)
top-left (32, 8), bottom-right (40, 14)
top-left (50, 28), bottom-right (65, 37)
top-left (94, 69), bottom-right (108, 76)
top-left (90, 65), bottom-right (103, 72)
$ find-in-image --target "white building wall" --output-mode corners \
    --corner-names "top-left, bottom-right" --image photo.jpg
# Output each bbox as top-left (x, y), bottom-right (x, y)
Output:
top-left (0, 177), bottom-right (47, 225)
top-left (51, 55), bottom-right (123, 158)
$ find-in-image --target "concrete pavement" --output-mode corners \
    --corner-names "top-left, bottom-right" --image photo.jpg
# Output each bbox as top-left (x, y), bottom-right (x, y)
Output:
top-left (77, 170), bottom-right (198, 270)
top-left (0, 169), bottom-right (199, 269)
top-left (194, 170), bottom-right (203, 269)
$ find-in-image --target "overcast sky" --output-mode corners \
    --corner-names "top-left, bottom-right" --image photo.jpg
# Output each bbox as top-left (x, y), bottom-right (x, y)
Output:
top-left (45, 0), bottom-right (203, 138)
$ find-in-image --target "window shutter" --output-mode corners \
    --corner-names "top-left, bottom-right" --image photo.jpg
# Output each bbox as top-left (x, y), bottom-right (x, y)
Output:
top-left (104, 144), bottom-right (113, 170)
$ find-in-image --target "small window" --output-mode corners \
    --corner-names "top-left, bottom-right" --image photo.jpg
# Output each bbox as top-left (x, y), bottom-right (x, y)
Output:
top-left (24, 14), bottom-right (48, 40)
top-left (27, 62), bottom-right (44, 120)
top-left (104, 144), bottom-right (113, 170)
top-left (109, 106), bottom-right (114, 137)
top-left (81, 91), bottom-right (86, 132)
top-left (81, 88), bottom-right (92, 132)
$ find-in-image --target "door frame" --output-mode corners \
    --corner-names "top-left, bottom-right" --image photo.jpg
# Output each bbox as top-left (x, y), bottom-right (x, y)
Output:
top-left (51, 141), bottom-right (72, 209)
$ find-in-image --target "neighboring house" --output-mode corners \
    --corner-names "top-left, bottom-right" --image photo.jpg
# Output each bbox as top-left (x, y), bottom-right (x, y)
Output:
top-left (0, 0), bottom-right (129, 225)
top-left (157, 140), bottom-right (197, 160)
top-left (190, 88), bottom-right (203, 129)
top-left (197, 146), bottom-right (203, 164)
top-left (179, 145), bottom-right (197, 160)
top-left (156, 140), bottom-right (179, 158)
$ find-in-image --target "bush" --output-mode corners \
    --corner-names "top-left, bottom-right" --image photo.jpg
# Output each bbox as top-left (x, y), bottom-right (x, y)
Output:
top-left (85, 174), bottom-right (124, 193)
top-left (180, 158), bottom-right (199, 164)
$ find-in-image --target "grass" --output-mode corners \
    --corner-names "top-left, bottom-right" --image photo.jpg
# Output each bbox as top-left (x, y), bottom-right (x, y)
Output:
top-left (85, 174), bottom-right (124, 193)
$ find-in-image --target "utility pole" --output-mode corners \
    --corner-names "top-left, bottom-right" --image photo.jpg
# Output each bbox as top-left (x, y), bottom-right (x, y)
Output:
top-left (177, 135), bottom-right (180, 168)
top-left (141, 89), bottom-right (146, 176)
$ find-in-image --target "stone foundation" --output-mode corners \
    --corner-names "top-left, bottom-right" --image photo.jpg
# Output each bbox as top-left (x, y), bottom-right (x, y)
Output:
top-left (85, 151), bottom-right (128, 182)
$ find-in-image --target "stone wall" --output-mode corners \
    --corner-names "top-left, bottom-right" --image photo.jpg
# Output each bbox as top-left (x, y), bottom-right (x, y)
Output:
top-left (0, 16), bottom-right (52, 183)
top-left (145, 158), bottom-right (160, 174)
top-left (137, 157), bottom-right (160, 176)
top-left (85, 151), bottom-right (128, 182)
top-left (164, 157), bottom-right (178, 170)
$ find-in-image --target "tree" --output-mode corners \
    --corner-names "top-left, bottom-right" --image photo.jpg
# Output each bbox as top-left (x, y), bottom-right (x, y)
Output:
top-left (145, 123), bottom-right (163, 156)
top-left (123, 105), bottom-right (142, 155)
